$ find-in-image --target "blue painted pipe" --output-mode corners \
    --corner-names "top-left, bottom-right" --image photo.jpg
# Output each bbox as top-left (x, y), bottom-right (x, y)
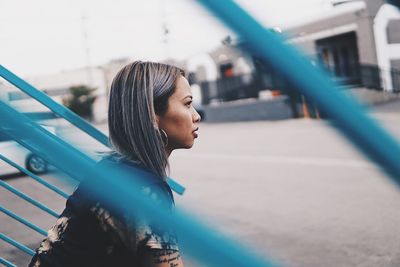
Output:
top-left (0, 206), bottom-right (47, 236)
top-left (0, 233), bottom-right (35, 256)
top-left (0, 153), bottom-right (69, 199)
top-left (0, 257), bottom-right (17, 267)
top-left (0, 180), bottom-right (59, 218)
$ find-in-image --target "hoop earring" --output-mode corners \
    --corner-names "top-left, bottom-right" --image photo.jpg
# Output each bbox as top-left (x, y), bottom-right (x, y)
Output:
top-left (160, 129), bottom-right (169, 146)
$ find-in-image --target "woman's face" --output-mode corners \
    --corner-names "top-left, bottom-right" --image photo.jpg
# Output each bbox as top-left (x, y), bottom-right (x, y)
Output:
top-left (157, 75), bottom-right (201, 154)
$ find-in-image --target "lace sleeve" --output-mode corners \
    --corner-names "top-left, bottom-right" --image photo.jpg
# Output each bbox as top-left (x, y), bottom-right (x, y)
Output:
top-left (89, 182), bottom-right (179, 254)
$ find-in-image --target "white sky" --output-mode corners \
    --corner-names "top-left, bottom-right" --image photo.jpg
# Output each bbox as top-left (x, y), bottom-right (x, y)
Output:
top-left (1, 0), bottom-right (333, 77)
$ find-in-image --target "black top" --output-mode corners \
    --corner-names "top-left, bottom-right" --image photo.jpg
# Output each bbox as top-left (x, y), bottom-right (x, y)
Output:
top-left (29, 158), bottom-right (178, 267)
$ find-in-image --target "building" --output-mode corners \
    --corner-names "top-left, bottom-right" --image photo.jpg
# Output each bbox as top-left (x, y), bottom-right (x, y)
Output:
top-left (187, 0), bottom-right (400, 107)
top-left (285, 0), bottom-right (400, 91)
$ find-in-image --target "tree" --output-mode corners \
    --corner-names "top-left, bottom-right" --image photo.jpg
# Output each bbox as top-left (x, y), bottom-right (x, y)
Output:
top-left (63, 85), bottom-right (96, 120)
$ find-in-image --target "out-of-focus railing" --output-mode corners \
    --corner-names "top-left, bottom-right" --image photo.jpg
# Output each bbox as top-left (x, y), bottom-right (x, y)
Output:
top-left (1, 1), bottom-right (400, 266)
top-left (326, 63), bottom-right (400, 92)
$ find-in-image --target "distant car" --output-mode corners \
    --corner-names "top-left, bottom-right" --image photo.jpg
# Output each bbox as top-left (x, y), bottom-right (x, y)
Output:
top-left (0, 125), bottom-right (56, 176)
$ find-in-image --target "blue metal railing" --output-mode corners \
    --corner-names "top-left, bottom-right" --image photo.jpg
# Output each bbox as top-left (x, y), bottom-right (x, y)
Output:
top-left (0, 91), bottom-right (279, 267)
top-left (0, 180), bottom-right (59, 218)
top-left (0, 256), bottom-right (18, 267)
top-left (0, 65), bottom-right (185, 195)
top-left (0, 206), bottom-right (47, 236)
top-left (1, 1), bottom-right (400, 266)
top-left (0, 154), bottom-right (69, 199)
top-left (0, 233), bottom-right (35, 257)
top-left (0, 65), bottom-right (108, 147)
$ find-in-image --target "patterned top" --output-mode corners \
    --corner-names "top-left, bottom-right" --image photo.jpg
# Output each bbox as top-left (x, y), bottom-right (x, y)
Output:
top-left (29, 158), bottom-right (178, 267)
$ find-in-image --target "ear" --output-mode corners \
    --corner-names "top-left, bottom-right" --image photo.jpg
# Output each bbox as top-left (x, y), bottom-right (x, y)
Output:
top-left (155, 114), bottom-right (160, 128)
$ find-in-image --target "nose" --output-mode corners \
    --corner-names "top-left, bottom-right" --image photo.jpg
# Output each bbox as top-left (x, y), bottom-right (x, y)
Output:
top-left (193, 108), bottom-right (201, 123)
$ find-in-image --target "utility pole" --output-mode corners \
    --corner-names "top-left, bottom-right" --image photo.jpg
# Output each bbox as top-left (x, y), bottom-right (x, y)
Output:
top-left (159, 0), bottom-right (170, 59)
top-left (81, 12), bottom-right (94, 85)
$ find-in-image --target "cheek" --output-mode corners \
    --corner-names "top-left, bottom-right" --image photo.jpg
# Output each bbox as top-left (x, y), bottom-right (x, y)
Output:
top-left (170, 110), bottom-right (192, 132)
top-left (164, 109), bottom-right (192, 139)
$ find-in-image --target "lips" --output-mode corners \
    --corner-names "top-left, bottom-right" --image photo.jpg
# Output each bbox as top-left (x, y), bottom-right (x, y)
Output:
top-left (193, 127), bottom-right (199, 138)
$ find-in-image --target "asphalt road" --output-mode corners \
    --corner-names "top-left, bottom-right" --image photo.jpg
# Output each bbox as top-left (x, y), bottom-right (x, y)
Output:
top-left (1, 101), bottom-right (400, 267)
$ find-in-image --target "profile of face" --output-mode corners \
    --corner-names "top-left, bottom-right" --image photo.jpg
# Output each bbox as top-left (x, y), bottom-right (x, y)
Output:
top-left (157, 76), bottom-right (201, 154)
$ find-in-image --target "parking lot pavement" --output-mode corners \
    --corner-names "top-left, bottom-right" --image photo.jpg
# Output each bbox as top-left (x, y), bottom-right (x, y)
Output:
top-left (1, 101), bottom-right (400, 267)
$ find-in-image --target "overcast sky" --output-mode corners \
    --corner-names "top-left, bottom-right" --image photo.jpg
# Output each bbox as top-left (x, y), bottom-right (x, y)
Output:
top-left (1, 0), bottom-right (333, 77)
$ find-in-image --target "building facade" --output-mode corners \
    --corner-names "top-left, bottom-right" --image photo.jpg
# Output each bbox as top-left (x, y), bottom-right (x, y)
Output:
top-left (285, 0), bottom-right (400, 91)
top-left (188, 0), bottom-right (400, 106)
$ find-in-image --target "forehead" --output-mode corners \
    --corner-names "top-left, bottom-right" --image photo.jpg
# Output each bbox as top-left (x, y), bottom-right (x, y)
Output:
top-left (172, 76), bottom-right (191, 99)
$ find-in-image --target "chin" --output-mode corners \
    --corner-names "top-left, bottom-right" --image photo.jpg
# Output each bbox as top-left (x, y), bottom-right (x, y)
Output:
top-left (172, 138), bottom-right (195, 150)
top-left (183, 140), bottom-right (195, 149)
top-left (183, 143), bottom-right (194, 149)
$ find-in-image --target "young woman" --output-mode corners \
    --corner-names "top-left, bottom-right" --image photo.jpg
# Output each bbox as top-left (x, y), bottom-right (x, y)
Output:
top-left (29, 61), bottom-right (201, 267)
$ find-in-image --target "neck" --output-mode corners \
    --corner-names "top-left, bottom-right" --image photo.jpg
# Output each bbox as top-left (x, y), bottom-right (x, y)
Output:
top-left (165, 147), bottom-right (173, 158)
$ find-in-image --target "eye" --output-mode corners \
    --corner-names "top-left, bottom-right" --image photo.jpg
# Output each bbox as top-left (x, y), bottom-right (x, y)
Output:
top-left (185, 101), bottom-right (192, 108)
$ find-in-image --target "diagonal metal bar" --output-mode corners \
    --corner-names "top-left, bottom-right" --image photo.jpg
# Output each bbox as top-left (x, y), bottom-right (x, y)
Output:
top-left (0, 206), bottom-right (47, 236)
top-left (0, 233), bottom-right (35, 256)
top-left (0, 153), bottom-right (69, 199)
top-left (197, 0), bottom-right (400, 186)
top-left (0, 257), bottom-right (17, 267)
top-left (165, 176), bottom-right (185, 195)
top-left (0, 180), bottom-right (59, 218)
top-left (0, 64), bottom-right (185, 195)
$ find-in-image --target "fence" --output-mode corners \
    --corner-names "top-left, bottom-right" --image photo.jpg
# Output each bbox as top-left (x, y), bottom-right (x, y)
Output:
top-left (337, 64), bottom-right (400, 92)
top-left (1, 0), bottom-right (400, 266)
top-left (199, 63), bottom-right (400, 105)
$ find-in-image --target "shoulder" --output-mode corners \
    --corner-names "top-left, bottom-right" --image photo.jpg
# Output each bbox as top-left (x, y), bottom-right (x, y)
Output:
top-left (73, 155), bottom-right (174, 212)
top-left (98, 155), bottom-right (175, 206)
top-left (84, 159), bottom-right (177, 253)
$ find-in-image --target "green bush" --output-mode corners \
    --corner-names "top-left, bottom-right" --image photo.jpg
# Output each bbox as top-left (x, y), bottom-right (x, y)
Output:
top-left (63, 85), bottom-right (96, 120)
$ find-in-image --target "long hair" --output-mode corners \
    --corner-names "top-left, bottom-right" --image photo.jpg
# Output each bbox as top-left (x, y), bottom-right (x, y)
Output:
top-left (108, 61), bottom-right (184, 178)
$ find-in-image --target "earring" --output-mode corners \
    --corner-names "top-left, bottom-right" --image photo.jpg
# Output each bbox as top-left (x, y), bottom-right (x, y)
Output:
top-left (160, 129), bottom-right (168, 146)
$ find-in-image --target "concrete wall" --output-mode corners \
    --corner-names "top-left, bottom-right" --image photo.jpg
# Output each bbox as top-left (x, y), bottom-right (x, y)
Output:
top-left (374, 4), bottom-right (400, 91)
top-left (203, 97), bottom-right (294, 122)
top-left (199, 87), bottom-right (400, 123)
top-left (346, 87), bottom-right (400, 106)
top-left (365, 0), bottom-right (386, 17)
top-left (356, 16), bottom-right (378, 65)
top-left (285, 2), bottom-right (380, 65)
top-left (286, 8), bottom-right (362, 39)
top-left (391, 59), bottom-right (400, 70)
top-left (387, 19), bottom-right (400, 44)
